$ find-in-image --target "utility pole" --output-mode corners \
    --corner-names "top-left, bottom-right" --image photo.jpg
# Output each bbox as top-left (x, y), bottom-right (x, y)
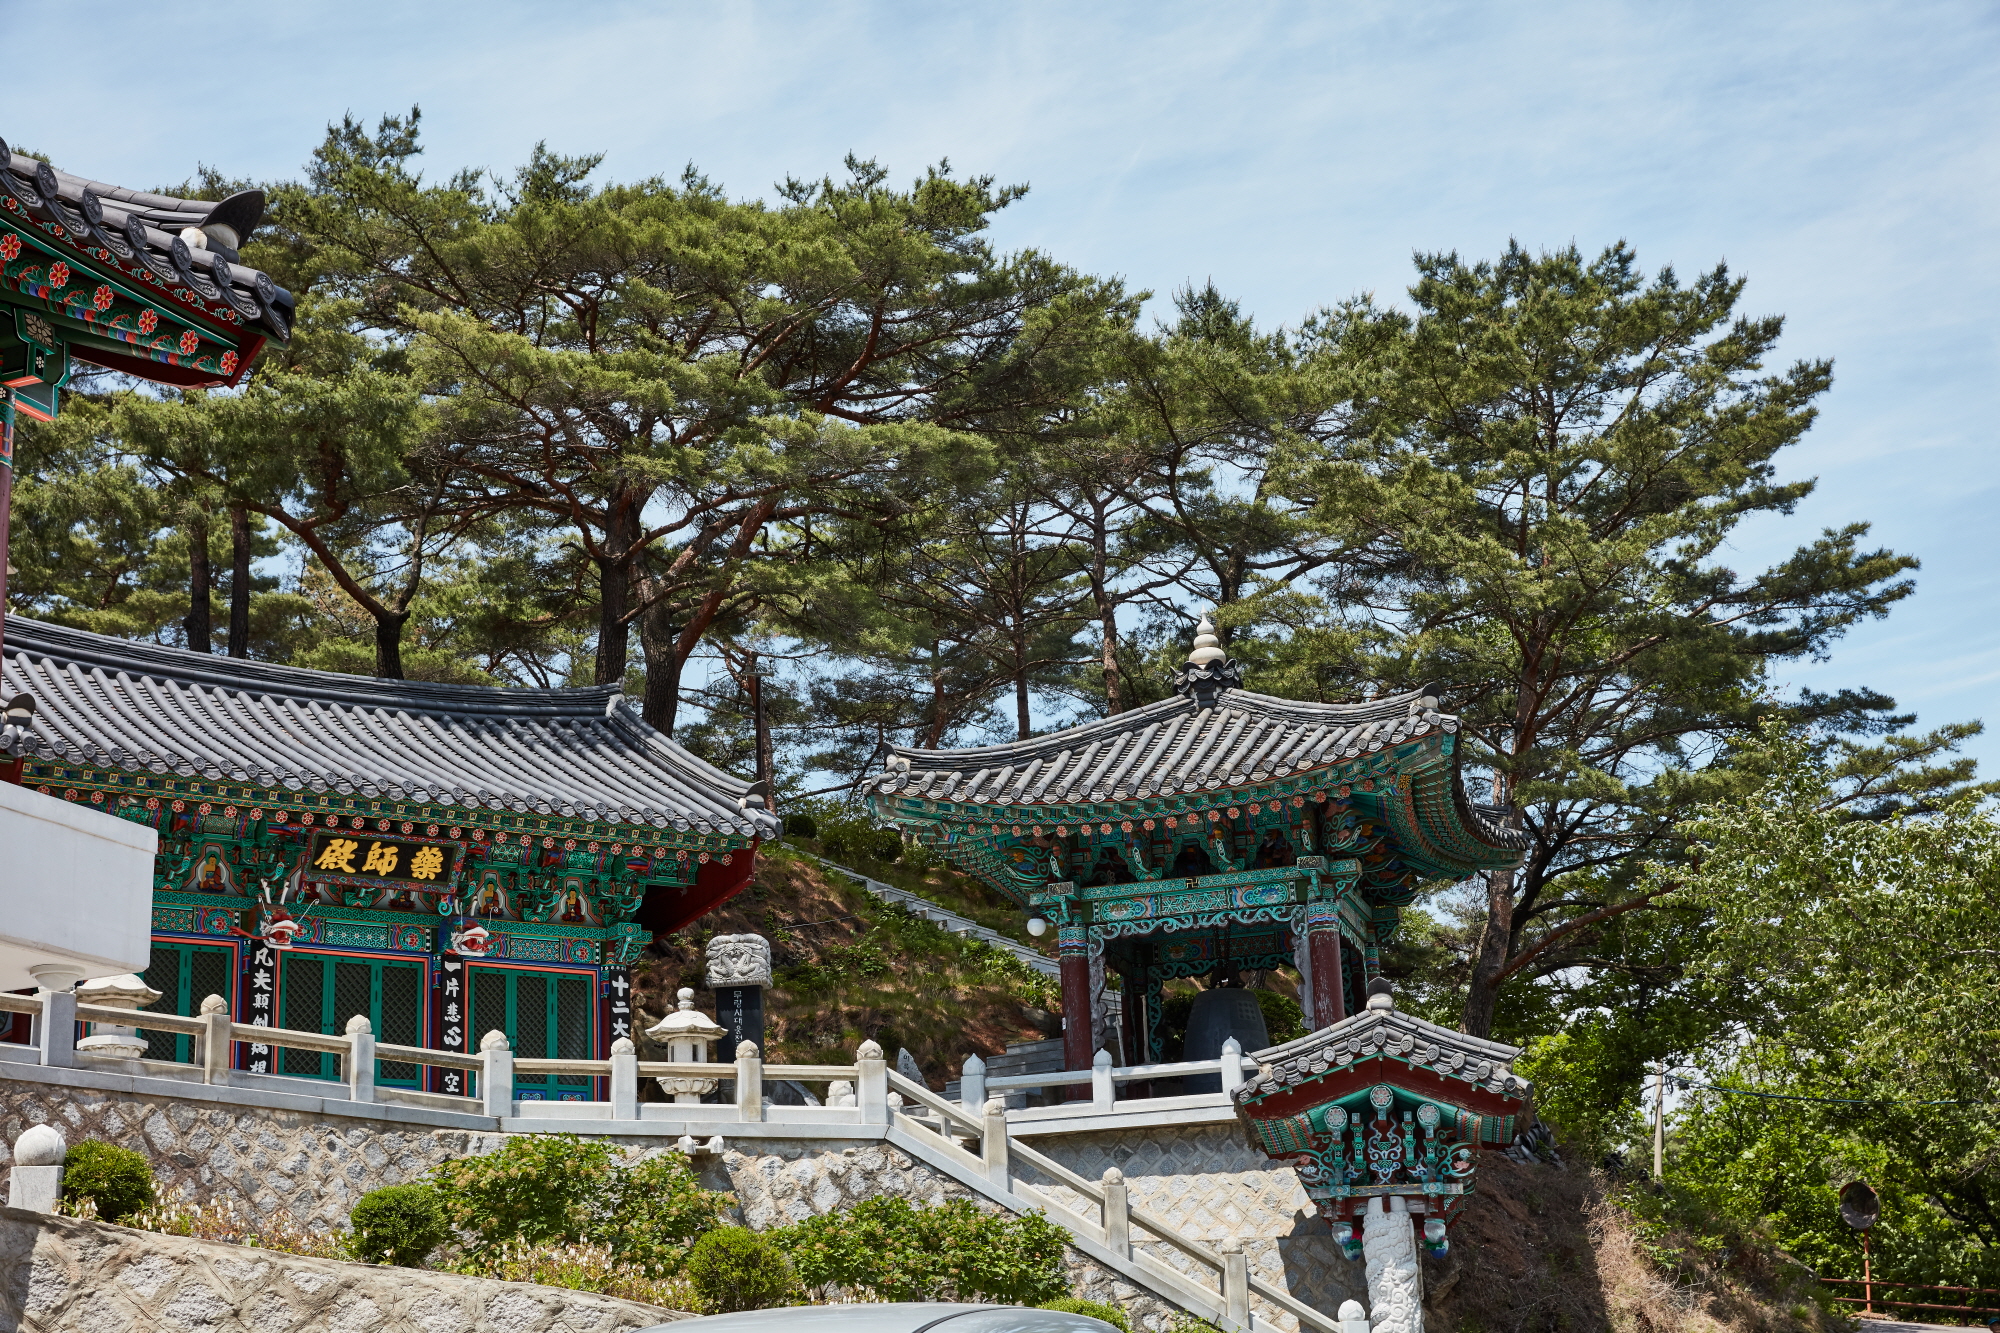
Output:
top-left (746, 655), bottom-right (773, 793)
top-left (1652, 1067), bottom-right (1665, 1181)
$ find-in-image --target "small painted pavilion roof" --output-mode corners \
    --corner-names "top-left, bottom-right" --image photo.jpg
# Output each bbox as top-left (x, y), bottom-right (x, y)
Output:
top-left (2, 135), bottom-right (295, 380)
top-left (1, 616), bottom-right (777, 841)
top-left (872, 684), bottom-right (1489, 814)
top-left (1238, 997), bottom-right (1532, 1106)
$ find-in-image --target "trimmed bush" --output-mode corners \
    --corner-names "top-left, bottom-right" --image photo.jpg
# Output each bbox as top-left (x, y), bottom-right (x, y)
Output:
top-left (1041, 1298), bottom-right (1130, 1331)
top-left (779, 1196), bottom-right (1069, 1304)
top-left (429, 1134), bottom-right (732, 1276)
top-left (597, 1151), bottom-right (732, 1276)
top-left (784, 814), bottom-right (818, 838)
top-left (687, 1226), bottom-right (800, 1312)
top-left (347, 1183), bottom-right (451, 1267)
top-left (431, 1132), bottom-right (615, 1256)
top-left (60, 1140), bottom-right (155, 1222)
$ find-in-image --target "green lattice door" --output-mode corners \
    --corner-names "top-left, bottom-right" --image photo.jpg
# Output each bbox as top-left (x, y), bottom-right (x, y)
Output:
top-left (276, 953), bottom-right (425, 1086)
top-left (468, 967), bottom-right (596, 1100)
top-left (139, 942), bottom-right (234, 1063)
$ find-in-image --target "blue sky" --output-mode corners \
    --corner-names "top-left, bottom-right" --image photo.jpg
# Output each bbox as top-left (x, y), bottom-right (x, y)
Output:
top-left (10, 1), bottom-right (1997, 762)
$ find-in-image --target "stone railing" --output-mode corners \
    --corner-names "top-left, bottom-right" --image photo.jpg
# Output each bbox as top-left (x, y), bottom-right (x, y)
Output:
top-left (0, 989), bottom-right (1333, 1333)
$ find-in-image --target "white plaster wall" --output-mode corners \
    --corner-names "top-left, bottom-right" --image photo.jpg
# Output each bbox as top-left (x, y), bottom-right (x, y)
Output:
top-left (0, 783), bottom-right (157, 990)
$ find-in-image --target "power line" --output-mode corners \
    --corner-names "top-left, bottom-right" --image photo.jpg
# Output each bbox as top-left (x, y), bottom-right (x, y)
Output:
top-left (1667, 1072), bottom-right (1986, 1108)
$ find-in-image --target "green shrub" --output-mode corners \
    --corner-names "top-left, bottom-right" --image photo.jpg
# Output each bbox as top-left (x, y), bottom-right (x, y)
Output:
top-left (347, 1183), bottom-right (452, 1267)
top-left (431, 1133), bottom-right (615, 1258)
top-left (597, 1152), bottom-right (732, 1277)
top-left (779, 1197), bottom-right (1069, 1304)
top-left (784, 814), bottom-right (819, 838)
top-left (60, 1140), bottom-right (155, 1222)
top-left (430, 1136), bottom-right (733, 1277)
top-left (1041, 1298), bottom-right (1130, 1331)
top-left (687, 1226), bottom-right (800, 1312)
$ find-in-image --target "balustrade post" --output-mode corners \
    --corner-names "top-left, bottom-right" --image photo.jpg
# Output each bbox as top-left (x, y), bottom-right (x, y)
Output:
top-left (199, 994), bottom-right (231, 1084)
top-left (736, 1040), bottom-right (764, 1122)
top-left (610, 1037), bottom-right (638, 1119)
top-left (960, 1052), bottom-right (987, 1114)
top-left (1092, 1048), bottom-right (1115, 1110)
top-left (1221, 1235), bottom-right (1249, 1329)
top-left (37, 988), bottom-right (74, 1069)
top-left (1220, 1036), bottom-right (1244, 1093)
top-left (345, 1015), bottom-right (375, 1103)
top-left (982, 1097), bottom-right (1011, 1191)
top-left (480, 1030), bottom-right (513, 1118)
top-left (1101, 1166), bottom-right (1131, 1258)
top-left (6, 1125), bottom-right (66, 1212)
top-left (857, 1039), bottom-right (888, 1125)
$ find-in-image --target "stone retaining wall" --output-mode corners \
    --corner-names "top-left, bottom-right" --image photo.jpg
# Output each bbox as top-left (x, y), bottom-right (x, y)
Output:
top-left (0, 1205), bottom-right (681, 1333)
top-left (0, 1080), bottom-right (502, 1230)
top-left (0, 1074), bottom-right (1342, 1331)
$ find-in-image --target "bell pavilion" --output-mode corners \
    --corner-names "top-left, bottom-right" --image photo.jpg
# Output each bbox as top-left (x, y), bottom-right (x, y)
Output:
top-left (864, 620), bottom-right (1527, 1078)
top-left (1, 617), bottom-right (779, 1099)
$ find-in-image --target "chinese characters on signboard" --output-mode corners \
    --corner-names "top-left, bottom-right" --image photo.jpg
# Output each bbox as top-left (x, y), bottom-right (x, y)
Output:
top-left (307, 830), bottom-right (461, 886)
top-left (431, 953), bottom-right (468, 1095)
top-left (605, 966), bottom-right (633, 1051)
top-left (243, 943), bottom-right (278, 1074)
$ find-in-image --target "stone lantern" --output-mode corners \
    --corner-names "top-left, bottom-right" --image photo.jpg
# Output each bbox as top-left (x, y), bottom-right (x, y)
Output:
top-left (647, 987), bottom-right (728, 1103)
top-left (74, 973), bottom-right (162, 1059)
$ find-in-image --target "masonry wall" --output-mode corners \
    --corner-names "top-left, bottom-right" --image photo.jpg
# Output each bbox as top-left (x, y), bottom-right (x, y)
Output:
top-left (0, 1205), bottom-right (680, 1333)
top-left (0, 1072), bottom-right (1342, 1331)
top-left (0, 1079), bottom-right (503, 1231)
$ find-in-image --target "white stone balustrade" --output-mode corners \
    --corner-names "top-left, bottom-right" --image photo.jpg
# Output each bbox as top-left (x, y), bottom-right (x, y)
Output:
top-left (0, 986), bottom-right (1347, 1333)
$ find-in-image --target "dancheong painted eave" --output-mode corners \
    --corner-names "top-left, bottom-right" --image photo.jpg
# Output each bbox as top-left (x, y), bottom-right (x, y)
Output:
top-left (1, 615), bottom-right (779, 843)
top-left (0, 133), bottom-right (295, 389)
top-left (864, 678), bottom-right (1525, 890)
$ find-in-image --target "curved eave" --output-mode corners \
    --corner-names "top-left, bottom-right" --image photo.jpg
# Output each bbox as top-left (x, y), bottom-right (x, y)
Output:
top-left (866, 696), bottom-right (1525, 901)
top-left (3, 615), bottom-right (779, 842)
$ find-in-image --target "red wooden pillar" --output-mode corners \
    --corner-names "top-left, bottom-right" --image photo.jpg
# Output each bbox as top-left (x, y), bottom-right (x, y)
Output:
top-left (1306, 902), bottom-right (1346, 1031)
top-left (1058, 926), bottom-right (1093, 1098)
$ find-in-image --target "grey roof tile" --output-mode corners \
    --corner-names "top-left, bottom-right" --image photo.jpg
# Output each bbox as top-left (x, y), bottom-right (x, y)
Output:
top-left (1234, 999), bottom-right (1531, 1104)
top-left (1, 136), bottom-right (295, 350)
top-left (2, 616), bottom-right (777, 841)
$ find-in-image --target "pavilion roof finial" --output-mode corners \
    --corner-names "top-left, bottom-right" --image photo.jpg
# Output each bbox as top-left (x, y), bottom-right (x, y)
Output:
top-left (1186, 614), bottom-right (1227, 668)
top-left (1173, 611), bottom-right (1242, 707)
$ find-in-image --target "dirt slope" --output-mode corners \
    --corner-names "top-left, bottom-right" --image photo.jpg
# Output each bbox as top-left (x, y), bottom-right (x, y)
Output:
top-left (1427, 1155), bottom-right (1846, 1333)
top-left (631, 848), bottom-right (1056, 1082)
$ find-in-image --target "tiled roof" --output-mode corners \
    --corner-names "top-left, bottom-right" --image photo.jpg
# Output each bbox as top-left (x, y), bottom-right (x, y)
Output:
top-left (1237, 998), bottom-right (1531, 1104)
top-left (1, 137), bottom-right (295, 352)
top-left (870, 685), bottom-right (1520, 846)
top-left (1, 616), bottom-right (777, 841)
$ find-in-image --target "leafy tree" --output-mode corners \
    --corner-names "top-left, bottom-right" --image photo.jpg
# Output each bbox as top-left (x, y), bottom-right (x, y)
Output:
top-left (1278, 240), bottom-right (1972, 1036)
top-left (291, 112), bottom-right (1130, 730)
